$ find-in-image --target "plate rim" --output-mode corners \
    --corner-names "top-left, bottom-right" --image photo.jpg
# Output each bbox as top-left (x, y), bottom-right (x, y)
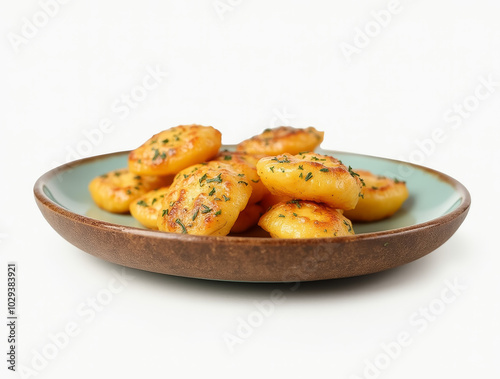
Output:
top-left (33, 149), bottom-right (471, 246)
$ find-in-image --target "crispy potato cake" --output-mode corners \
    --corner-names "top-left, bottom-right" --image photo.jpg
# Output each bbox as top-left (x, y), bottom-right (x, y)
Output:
top-left (343, 170), bottom-right (409, 222)
top-left (236, 126), bottom-right (324, 155)
top-left (129, 187), bottom-right (171, 229)
top-left (258, 200), bottom-right (354, 238)
top-left (157, 162), bottom-right (252, 236)
top-left (128, 124), bottom-right (221, 176)
top-left (213, 151), bottom-right (268, 204)
top-left (256, 152), bottom-right (363, 210)
top-left (230, 203), bottom-right (264, 233)
top-left (89, 168), bottom-right (172, 213)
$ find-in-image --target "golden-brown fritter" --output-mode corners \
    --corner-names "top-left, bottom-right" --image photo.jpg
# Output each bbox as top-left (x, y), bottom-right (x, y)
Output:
top-left (157, 162), bottom-right (252, 236)
top-left (128, 124), bottom-right (221, 176)
top-left (213, 151), bottom-right (268, 204)
top-left (258, 200), bottom-right (355, 238)
top-left (236, 126), bottom-right (324, 155)
top-left (89, 168), bottom-right (172, 213)
top-left (230, 203), bottom-right (264, 233)
top-left (343, 170), bottom-right (409, 222)
top-left (129, 187), bottom-right (171, 229)
top-left (256, 152), bottom-right (363, 210)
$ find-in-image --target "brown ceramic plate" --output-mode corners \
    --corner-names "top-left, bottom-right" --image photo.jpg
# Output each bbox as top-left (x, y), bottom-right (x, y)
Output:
top-left (34, 148), bottom-right (470, 282)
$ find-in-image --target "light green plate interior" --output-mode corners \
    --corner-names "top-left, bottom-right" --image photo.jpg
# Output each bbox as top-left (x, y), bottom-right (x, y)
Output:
top-left (42, 149), bottom-right (465, 235)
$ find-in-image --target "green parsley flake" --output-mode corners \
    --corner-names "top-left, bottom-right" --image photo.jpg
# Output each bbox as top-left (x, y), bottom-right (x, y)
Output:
top-left (192, 209), bottom-right (199, 221)
top-left (175, 218), bottom-right (188, 234)
top-left (305, 172), bottom-right (313, 181)
top-left (206, 173), bottom-right (223, 184)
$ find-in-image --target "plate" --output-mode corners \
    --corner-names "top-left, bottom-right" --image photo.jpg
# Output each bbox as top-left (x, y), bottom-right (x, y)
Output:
top-left (33, 148), bottom-right (471, 282)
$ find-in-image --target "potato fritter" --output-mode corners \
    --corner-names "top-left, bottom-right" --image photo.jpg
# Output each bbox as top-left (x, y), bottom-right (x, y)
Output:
top-left (157, 162), bottom-right (252, 236)
top-left (129, 187), bottom-right (171, 229)
top-left (258, 200), bottom-right (355, 238)
top-left (89, 168), bottom-right (172, 214)
top-left (213, 151), bottom-right (268, 204)
top-left (343, 170), bottom-right (409, 222)
top-left (236, 126), bottom-right (324, 155)
top-left (256, 152), bottom-right (363, 210)
top-left (230, 203), bottom-right (264, 233)
top-left (128, 124), bottom-right (222, 176)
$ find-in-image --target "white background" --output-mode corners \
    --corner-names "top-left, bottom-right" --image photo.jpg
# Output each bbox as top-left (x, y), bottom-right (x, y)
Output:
top-left (1, 0), bottom-right (499, 378)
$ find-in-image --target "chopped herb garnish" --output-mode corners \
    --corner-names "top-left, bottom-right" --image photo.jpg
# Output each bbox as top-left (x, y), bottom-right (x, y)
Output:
top-left (161, 209), bottom-right (168, 217)
top-left (320, 168), bottom-right (329, 172)
top-left (238, 181), bottom-right (248, 186)
top-left (151, 198), bottom-right (157, 205)
top-left (126, 189), bottom-right (132, 195)
top-left (371, 186), bottom-right (379, 190)
top-left (223, 195), bottom-right (230, 202)
top-left (224, 155), bottom-right (232, 160)
top-left (114, 171), bottom-right (122, 177)
top-left (298, 165), bottom-right (304, 170)
top-left (343, 220), bottom-right (352, 232)
top-left (272, 156), bottom-right (290, 163)
top-left (206, 173), bottom-right (223, 184)
top-left (199, 173), bottom-right (208, 185)
top-left (278, 214), bottom-right (285, 218)
top-left (183, 174), bottom-right (189, 179)
top-left (162, 138), bottom-right (169, 143)
top-left (299, 173), bottom-right (303, 178)
top-left (214, 210), bottom-right (222, 216)
top-left (209, 187), bottom-right (216, 196)
top-left (152, 149), bottom-right (160, 160)
top-left (201, 205), bottom-right (211, 214)
top-left (287, 200), bottom-right (302, 208)
top-left (237, 173), bottom-right (245, 177)
top-left (311, 156), bottom-right (319, 161)
top-left (192, 209), bottom-right (199, 221)
top-left (305, 172), bottom-right (313, 181)
top-left (175, 218), bottom-right (187, 234)
top-left (137, 200), bottom-right (148, 207)
top-left (293, 212), bottom-right (298, 217)
top-left (251, 179), bottom-right (260, 183)
top-left (270, 166), bottom-right (275, 173)
top-left (359, 193), bottom-right (364, 199)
